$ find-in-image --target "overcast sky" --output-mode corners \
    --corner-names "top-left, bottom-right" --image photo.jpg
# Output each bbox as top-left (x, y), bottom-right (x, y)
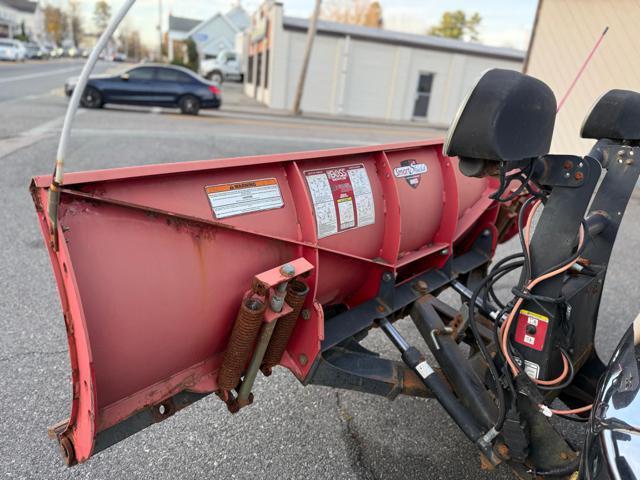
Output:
top-left (48, 0), bottom-right (538, 51)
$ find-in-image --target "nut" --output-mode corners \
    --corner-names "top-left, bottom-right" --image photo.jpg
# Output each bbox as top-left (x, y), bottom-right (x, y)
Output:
top-left (280, 263), bottom-right (296, 277)
top-left (301, 309), bottom-right (311, 320)
top-left (299, 353), bottom-right (308, 366)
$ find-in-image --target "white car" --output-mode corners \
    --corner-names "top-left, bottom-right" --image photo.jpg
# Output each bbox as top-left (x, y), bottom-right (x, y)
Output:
top-left (200, 50), bottom-right (243, 84)
top-left (0, 39), bottom-right (26, 61)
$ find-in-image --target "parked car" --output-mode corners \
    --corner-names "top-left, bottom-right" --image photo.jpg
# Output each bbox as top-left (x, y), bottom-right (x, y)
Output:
top-left (65, 64), bottom-right (222, 115)
top-left (200, 50), bottom-right (243, 84)
top-left (24, 42), bottom-right (46, 59)
top-left (0, 39), bottom-right (26, 61)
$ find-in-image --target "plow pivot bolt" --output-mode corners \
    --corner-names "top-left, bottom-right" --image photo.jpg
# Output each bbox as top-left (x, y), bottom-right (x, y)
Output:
top-left (415, 280), bottom-right (429, 294)
top-left (301, 309), bottom-right (311, 320)
top-left (280, 263), bottom-right (296, 277)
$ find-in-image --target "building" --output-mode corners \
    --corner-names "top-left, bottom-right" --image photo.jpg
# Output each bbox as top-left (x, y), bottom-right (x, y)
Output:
top-left (187, 4), bottom-right (250, 59)
top-left (0, 0), bottom-right (41, 40)
top-left (525, 0), bottom-right (640, 154)
top-left (167, 14), bottom-right (201, 62)
top-left (244, 1), bottom-right (524, 125)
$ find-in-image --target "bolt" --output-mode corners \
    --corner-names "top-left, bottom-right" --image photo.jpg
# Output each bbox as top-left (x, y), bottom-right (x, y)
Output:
top-left (299, 353), bottom-right (308, 366)
top-left (618, 158), bottom-right (624, 164)
top-left (441, 248), bottom-right (449, 255)
top-left (564, 171), bottom-right (571, 178)
top-left (280, 263), bottom-right (295, 277)
top-left (626, 159), bottom-right (635, 165)
top-left (382, 272), bottom-right (393, 282)
top-left (574, 171), bottom-right (584, 181)
top-left (618, 150), bottom-right (625, 156)
top-left (376, 305), bottom-right (386, 313)
top-left (497, 443), bottom-right (510, 458)
top-left (630, 150), bottom-right (635, 156)
top-left (301, 309), bottom-right (311, 320)
top-left (414, 280), bottom-right (429, 294)
top-left (563, 160), bottom-right (573, 170)
top-left (482, 229), bottom-right (491, 237)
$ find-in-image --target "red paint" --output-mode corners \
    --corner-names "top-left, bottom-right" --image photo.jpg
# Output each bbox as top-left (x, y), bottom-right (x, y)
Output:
top-left (30, 139), bottom-right (506, 463)
top-left (514, 309), bottom-right (549, 352)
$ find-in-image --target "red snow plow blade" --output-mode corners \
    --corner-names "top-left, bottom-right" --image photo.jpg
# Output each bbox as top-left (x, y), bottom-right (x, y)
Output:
top-left (31, 139), bottom-right (513, 465)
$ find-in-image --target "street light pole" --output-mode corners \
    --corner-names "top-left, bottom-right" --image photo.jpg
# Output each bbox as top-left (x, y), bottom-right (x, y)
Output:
top-left (292, 0), bottom-right (322, 115)
top-left (158, 0), bottom-right (163, 62)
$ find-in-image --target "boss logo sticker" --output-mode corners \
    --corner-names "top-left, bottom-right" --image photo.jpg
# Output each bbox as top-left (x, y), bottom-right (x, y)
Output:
top-left (394, 160), bottom-right (427, 188)
top-left (326, 168), bottom-right (348, 181)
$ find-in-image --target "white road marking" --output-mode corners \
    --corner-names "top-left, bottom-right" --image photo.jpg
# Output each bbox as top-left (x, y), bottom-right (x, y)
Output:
top-left (0, 66), bottom-right (80, 84)
top-left (0, 110), bottom-right (85, 159)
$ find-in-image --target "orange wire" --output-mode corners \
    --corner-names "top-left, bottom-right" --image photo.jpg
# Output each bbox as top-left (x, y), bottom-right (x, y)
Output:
top-left (500, 199), bottom-right (582, 387)
top-left (548, 404), bottom-right (593, 416)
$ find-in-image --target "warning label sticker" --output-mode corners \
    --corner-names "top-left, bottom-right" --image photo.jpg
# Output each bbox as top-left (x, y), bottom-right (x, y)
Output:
top-left (304, 164), bottom-right (375, 239)
top-left (205, 178), bottom-right (284, 219)
top-left (524, 360), bottom-right (540, 379)
top-left (514, 309), bottom-right (549, 352)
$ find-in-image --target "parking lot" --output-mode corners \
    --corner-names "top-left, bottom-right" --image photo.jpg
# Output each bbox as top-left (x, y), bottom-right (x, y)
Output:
top-left (1, 59), bottom-right (639, 479)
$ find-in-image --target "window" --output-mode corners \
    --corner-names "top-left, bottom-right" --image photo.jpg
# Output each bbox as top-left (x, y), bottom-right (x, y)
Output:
top-left (127, 67), bottom-right (155, 81)
top-left (157, 68), bottom-right (193, 83)
top-left (256, 52), bottom-right (262, 87)
top-left (413, 73), bottom-right (434, 118)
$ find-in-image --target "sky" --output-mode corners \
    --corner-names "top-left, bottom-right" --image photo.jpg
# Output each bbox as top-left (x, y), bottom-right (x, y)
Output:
top-left (47, 0), bottom-right (538, 51)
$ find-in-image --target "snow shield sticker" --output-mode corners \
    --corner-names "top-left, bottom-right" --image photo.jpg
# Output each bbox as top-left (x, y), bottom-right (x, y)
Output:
top-left (305, 164), bottom-right (375, 239)
top-left (393, 159), bottom-right (427, 188)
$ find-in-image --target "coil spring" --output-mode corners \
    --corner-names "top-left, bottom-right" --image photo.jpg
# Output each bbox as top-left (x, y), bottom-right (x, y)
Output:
top-left (261, 280), bottom-right (309, 371)
top-left (217, 297), bottom-right (266, 391)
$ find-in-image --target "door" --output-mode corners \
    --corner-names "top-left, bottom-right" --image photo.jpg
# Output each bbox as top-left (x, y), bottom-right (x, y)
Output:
top-left (412, 73), bottom-right (434, 120)
top-left (154, 68), bottom-right (196, 106)
top-left (106, 66), bottom-right (156, 105)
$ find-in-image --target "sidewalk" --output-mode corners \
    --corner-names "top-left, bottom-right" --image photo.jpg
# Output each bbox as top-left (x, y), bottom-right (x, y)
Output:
top-left (219, 82), bottom-right (447, 135)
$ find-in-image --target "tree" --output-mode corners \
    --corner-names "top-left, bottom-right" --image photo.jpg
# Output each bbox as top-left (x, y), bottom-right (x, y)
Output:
top-left (428, 10), bottom-right (481, 41)
top-left (93, 1), bottom-right (111, 32)
top-left (43, 5), bottom-right (68, 44)
top-left (322, 0), bottom-right (383, 28)
top-left (68, 0), bottom-right (84, 45)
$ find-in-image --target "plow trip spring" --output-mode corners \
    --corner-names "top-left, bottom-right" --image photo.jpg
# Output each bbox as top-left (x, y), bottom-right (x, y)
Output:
top-left (32, 67), bottom-right (640, 479)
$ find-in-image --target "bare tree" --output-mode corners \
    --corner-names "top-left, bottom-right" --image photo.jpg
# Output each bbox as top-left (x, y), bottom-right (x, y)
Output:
top-left (322, 0), bottom-right (383, 28)
top-left (43, 5), bottom-right (68, 44)
top-left (68, 0), bottom-right (84, 45)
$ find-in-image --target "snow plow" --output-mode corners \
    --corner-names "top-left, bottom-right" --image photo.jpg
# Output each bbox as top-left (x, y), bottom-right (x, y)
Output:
top-left (31, 57), bottom-right (640, 478)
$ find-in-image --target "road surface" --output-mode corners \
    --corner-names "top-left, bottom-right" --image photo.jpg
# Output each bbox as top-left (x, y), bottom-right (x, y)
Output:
top-left (0, 60), bottom-right (638, 480)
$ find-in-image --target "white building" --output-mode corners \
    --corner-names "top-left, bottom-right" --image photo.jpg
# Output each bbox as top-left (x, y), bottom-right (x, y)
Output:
top-left (0, 0), bottom-right (42, 40)
top-left (245, 1), bottom-right (524, 126)
top-left (525, 0), bottom-right (640, 154)
top-left (187, 4), bottom-right (250, 59)
top-left (167, 15), bottom-right (202, 62)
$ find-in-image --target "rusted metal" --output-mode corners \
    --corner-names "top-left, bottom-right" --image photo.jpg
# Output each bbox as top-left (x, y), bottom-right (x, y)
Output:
top-left (261, 280), bottom-right (310, 375)
top-left (59, 434), bottom-right (76, 467)
top-left (217, 297), bottom-right (266, 391)
top-left (237, 320), bottom-right (278, 407)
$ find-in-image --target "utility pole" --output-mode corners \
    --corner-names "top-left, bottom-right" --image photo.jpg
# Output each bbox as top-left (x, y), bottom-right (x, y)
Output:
top-left (157, 0), bottom-right (163, 62)
top-left (292, 0), bottom-right (322, 115)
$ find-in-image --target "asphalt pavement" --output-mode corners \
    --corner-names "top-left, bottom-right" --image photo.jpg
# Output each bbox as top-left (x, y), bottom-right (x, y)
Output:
top-left (1, 60), bottom-right (639, 480)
